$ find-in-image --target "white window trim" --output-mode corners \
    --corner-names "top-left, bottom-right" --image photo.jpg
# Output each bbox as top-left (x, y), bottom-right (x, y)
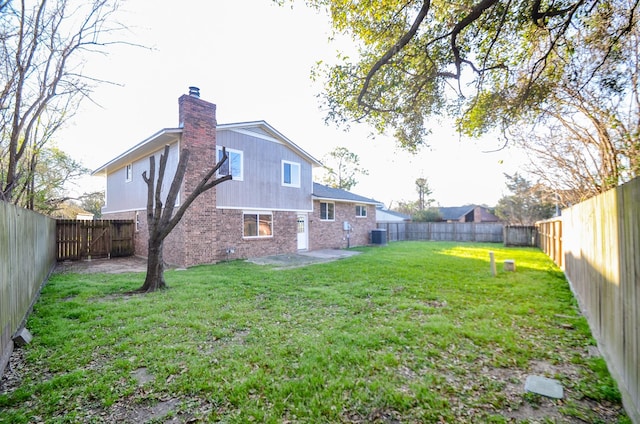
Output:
top-left (125, 163), bottom-right (132, 182)
top-left (320, 201), bottom-right (335, 221)
top-left (242, 210), bottom-right (274, 239)
top-left (356, 204), bottom-right (367, 218)
top-left (281, 160), bottom-right (301, 188)
top-left (217, 146), bottom-right (244, 181)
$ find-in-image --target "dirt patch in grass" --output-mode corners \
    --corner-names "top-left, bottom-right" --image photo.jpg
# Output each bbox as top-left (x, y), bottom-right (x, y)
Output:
top-left (54, 249), bottom-right (358, 274)
top-left (55, 256), bottom-right (149, 274)
top-left (0, 348), bottom-right (26, 395)
top-left (106, 397), bottom-right (182, 423)
top-left (0, 350), bottom-right (207, 423)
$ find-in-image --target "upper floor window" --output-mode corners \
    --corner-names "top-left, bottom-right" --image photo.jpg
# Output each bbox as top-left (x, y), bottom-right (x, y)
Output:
top-left (356, 205), bottom-right (367, 218)
top-left (320, 202), bottom-right (335, 221)
top-left (282, 160), bottom-right (301, 187)
top-left (125, 163), bottom-right (132, 182)
top-left (217, 147), bottom-right (243, 180)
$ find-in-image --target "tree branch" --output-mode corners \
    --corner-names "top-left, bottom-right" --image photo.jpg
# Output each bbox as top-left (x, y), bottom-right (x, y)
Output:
top-left (156, 147), bottom-right (232, 242)
top-left (449, 0), bottom-right (500, 81)
top-left (357, 0), bottom-right (431, 109)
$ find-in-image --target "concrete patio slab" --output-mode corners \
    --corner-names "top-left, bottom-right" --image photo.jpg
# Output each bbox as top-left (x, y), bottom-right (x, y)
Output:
top-left (247, 249), bottom-right (360, 268)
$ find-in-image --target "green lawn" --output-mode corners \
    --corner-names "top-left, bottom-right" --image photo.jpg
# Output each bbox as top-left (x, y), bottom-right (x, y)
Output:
top-left (0, 242), bottom-right (629, 423)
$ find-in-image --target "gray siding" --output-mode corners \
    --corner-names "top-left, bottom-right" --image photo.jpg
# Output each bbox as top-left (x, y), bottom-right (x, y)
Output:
top-left (216, 129), bottom-right (313, 211)
top-left (104, 142), bottom-right (180, 213)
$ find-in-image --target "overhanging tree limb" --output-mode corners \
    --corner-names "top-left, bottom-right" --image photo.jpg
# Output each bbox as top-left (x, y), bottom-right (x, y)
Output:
top-left (357, 0), bottom-right (431, 110)
top-left (295, 0), bottom-right (638, 149)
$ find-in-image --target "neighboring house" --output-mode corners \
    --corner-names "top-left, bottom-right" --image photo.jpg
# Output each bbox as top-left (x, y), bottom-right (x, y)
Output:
top-left (92, 87), bottom-right (379, 267)
top-left (376, 206), bottom-right (411, 223)
top-left (438, 205), bottom-right (500, 223)
top-left (51, 201), bottom-right (94, 220)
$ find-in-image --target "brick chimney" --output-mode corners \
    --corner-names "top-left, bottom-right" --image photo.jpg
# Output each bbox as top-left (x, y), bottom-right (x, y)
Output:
top-left (168, 87), bottom-right (219, 266)
top-left (178, 86), bottom-right (217, 195)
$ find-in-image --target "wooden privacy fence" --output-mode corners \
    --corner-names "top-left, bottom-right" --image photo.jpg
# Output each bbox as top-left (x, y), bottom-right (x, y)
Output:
top-left (536, 177), bottom-right (640, 423)
top-left (537, 218), bottom-right (563, 268)
top-left (1, 201), bottom-right (56, 378)
top-left (56, 219), bottom-right (135, 261)
top-left (377, 222), bottom-right (505, 243)
top-left (503, 225), bottom-right (538, 247)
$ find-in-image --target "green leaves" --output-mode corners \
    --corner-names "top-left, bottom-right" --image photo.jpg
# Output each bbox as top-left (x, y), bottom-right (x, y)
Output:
top-left (320, 146), bottom-right (369, 190)
top-left (291, 0), bottom-right (637, 150)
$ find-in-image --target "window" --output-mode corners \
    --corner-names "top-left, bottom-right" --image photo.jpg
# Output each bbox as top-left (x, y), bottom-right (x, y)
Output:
top-left (243, 212), bottom-right (273, 238)
top-left (356, 205), bottom-right (367, 218)
top-left (217, 147), bottom-right (243, 180)
top-left (282, 160), bottom-right (300, 187)
top-left (320, 202), bottom-right (335, 221)
top-left (125, 163), bottom-right (132, 182)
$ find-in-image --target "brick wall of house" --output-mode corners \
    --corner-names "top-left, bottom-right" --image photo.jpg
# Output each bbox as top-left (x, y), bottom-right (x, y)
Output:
top-left (215, 209), bottom-right (298, 260)
top-left (309, 200), bottom-right (377, 250)
top-left (104, 207), bottom-right (299, 265)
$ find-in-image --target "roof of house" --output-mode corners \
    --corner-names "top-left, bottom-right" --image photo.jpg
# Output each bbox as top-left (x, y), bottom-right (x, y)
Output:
top-left (312, 182), bottom-right (381, 205)
top-left (438, 205), bottom-right (478, 221)
top-left (92, 120), bottom-right (322, 176)
top-left (219, 121), bottom-right (322, 167)
top-left (376, 208), bottom-right (411, 221)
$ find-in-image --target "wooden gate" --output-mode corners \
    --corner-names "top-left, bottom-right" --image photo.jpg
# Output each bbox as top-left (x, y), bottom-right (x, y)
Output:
top-left (56, 219), bottom-right (134, 261)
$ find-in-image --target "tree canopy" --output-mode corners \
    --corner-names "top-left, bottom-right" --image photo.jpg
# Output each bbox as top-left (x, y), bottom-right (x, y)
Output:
top-left (494, 173), bottom-right (555, 224)
top-left (282, 0), bottom-right (638, 150)
top-left (0, 0), bottom-right (124, 204)
top-left (320, 146), bottom-right (369, 190)
top-left (508, 16), bottom-right (640, 204)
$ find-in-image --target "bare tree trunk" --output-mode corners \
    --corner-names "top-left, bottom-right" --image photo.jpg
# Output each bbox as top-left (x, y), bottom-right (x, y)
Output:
top-left (140, 239), bottom-right (165, 292)
top-left (136, 144), bottom-right (231, 293)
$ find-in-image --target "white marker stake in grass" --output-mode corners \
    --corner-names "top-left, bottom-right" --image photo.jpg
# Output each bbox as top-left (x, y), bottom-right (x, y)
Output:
top-left (489, 251), bottom-right (496, 277)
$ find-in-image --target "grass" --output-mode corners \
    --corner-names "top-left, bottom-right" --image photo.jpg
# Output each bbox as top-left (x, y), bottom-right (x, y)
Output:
top-left (0, 242), bottom-right (629, 423)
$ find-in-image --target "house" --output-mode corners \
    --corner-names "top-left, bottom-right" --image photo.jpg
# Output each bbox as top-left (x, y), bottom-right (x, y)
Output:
top-left (376, 206), bottom-right (411, 223)
top-left (438, 205), bottom-right (499, 223)
top-left (75, 212), bottom-right (94, 220)
top-left (51, 201), bottom-right (94, 220)
top-left (92, 87), bottom-right (379, 267)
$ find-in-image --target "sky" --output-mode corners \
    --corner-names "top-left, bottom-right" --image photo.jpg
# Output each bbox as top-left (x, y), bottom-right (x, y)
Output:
top-left (58, 0), bottom-right (526, 208)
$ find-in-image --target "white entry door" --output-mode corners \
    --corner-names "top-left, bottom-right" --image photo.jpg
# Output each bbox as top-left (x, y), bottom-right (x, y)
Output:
top-left (297, 214), bottom-right (308, 250)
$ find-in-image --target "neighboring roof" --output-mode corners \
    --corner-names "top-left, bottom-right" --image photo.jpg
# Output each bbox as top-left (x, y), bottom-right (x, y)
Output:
top-left (92, 121), bottom-right (322, 176)
top-left (312, 182), bottom-right (382, 205)
top-left (438, 205), bottom-right (478, 221)
top-left (376, 208), bottom-right (411, 222)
